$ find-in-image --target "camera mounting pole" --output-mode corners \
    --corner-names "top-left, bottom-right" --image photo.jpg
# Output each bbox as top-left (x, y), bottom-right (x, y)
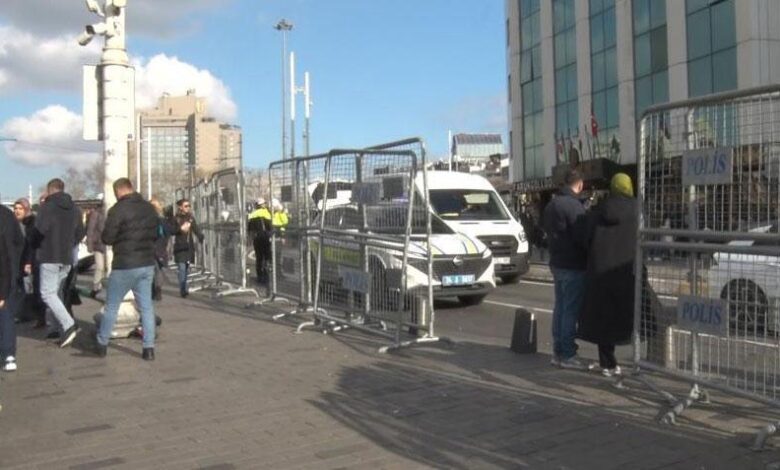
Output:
top-left (79, 0), bottom-right (140, 337)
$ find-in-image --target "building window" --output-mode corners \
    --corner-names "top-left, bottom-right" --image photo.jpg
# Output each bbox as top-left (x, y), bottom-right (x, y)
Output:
top-left (686, 0), bottom-right (736, 97)
top-left (520, 0), bottom-right (544, 179)
top-left (553, 0), bottom-right (578, 144)
top-left (590, 0), bottom-right (619, 160)
top-left (633, 0), bottom-right (668, 118)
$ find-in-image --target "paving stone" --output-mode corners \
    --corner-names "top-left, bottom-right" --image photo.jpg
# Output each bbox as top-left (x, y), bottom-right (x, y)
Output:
top-left (1, 278), bottom-right (777, 469)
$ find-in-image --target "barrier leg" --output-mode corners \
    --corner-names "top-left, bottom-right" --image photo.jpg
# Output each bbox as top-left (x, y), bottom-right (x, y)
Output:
top-left (753, 422), bottom-right (780, 451)
top-left (658, 383), bottom-right (707, 425)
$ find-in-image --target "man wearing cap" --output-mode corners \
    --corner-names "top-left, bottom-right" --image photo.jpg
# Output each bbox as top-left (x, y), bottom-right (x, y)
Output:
top-left (248, 198), bottom-right (272, 285)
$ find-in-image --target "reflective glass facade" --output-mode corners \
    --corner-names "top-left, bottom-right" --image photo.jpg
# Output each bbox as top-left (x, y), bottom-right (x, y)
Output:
top-left (633, 0), bottom-right (668, 118)
top-left (686, 0), bottom-right (737, 97)
top-left (520, 0), bottom-right (545, 178)
top-left (590, 0), bottom-right (619, 157)
top-left (553, 0), bottom-right (578, 139)
top-left (142, 126), bottom-right (191, 191)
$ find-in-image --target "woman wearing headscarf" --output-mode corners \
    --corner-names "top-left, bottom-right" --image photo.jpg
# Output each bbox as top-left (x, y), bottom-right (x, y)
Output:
top-left (578, 173), bottom-right (638, 377)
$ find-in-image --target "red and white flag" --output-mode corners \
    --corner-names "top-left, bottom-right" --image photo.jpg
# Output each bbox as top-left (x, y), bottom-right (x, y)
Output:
top-left (590, 112), bottom-right (599, 138)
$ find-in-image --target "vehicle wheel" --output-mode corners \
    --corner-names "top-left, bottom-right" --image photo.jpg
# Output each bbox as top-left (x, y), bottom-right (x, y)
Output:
top-left (458, 294), bottom-right (487, 306)
top-left (499, 274), bottom-right (521, 284)
top-left (721, 280), bottom-right (768, 335)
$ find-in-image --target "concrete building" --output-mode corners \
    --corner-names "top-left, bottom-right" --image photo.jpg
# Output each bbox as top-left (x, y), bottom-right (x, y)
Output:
top-left (506, 0), bottom-right (780, 185)
top-left (129, 90), bottom-right (242, 200)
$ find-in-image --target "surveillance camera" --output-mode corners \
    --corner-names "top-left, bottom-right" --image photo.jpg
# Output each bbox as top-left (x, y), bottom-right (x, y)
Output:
top-left (77, 30), bottom-right (94, 46)
top-left (85, 0), bottom-right (104, 16)
top-left (86, 23), bottom-right (108, 36)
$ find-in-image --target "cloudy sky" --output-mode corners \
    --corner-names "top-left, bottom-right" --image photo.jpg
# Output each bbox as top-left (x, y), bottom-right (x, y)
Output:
top-left (0, 0), bottom-right (506, 199)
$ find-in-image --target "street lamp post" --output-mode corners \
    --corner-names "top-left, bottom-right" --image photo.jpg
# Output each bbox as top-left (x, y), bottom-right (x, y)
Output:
top-left (275, 19), bottom-right (293, 160)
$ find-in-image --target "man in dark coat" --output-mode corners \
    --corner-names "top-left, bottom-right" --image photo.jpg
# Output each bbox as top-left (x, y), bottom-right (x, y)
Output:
top-left (95, 178), bottom-right (159, 360)
top-left (0, 204), bottom-right (23, 372)
top-left (543, 168), bottom-right (590, 370)
top-left (170, 198), bottom-right (203, 298)
top-left (31, 178), bottom-right (84, 348)
top-left (578, 173), bottom-right (638, 376)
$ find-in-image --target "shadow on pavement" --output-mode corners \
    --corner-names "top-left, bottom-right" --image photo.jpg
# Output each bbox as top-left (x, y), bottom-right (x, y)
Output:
top-left (307, 359), bottom-right (770, 469)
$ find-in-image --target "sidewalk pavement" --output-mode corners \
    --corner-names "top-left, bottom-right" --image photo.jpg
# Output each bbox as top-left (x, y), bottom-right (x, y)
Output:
top-left (0, 278), bottom-right (778, 469)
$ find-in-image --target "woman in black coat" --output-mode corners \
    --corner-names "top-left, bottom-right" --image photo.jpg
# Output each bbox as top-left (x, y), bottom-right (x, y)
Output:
top-left (578, 173), bottom-right (638, 376)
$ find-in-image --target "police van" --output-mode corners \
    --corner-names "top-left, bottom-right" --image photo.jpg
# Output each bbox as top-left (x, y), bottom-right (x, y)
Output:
top-left (418, 171), bottom-right (530, 284)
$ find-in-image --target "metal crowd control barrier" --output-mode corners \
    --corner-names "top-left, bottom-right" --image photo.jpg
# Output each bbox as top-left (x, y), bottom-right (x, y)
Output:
top-left (186, 178), bottom-right (217, 292)
top-left (618, 85), bottom-right (780, 449)
top-left (295, 143), bottom-right (448, 353)
top-left (248, 153), bottom-right (329, 319)
top-left (212, 168), bottom-right (258, 299)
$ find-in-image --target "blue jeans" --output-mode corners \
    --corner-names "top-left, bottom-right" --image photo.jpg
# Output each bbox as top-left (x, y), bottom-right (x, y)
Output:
top-left (97, 266), bottom-right (156, 348)
top-left (1, 287), bottom-right (19, 360)
top-left (551, 267), bottom-right (585, 360)
top-left (177, 262), bottom-right (189, 295)
top-left (39, 263), bottom-right (74, 333)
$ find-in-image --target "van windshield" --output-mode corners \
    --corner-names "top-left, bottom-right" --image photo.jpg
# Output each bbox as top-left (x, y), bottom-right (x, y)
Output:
top-left (429, 189), bottom-right (510, 221)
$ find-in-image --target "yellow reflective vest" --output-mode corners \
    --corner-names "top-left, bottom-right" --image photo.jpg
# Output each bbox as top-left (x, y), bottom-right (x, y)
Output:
top-left (272, 211), bottom-right (289, 230)
top-left (249, 207), bottom-right (272, 221)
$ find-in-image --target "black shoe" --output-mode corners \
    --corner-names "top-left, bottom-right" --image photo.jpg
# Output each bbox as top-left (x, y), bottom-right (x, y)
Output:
top-left (46, 331), bottom-right (61, 339)
top-left (94, 343), bottom-right (107, 358)
top-left (180, 292), bottom-right (188, 298)
top-left (142, 348), bottom-right (155, 361)
top-left (59, 325), bottom-right (78, 348)
top-left (89, 290), bottom-right (99, 299)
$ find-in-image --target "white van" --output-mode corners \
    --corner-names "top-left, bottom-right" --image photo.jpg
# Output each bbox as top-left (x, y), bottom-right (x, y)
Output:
top-left (417, 171), bottom-right (529, 284)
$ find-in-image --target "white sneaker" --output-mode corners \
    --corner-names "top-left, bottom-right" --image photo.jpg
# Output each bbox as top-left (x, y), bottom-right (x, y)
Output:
top-left (550, 356), bottom-right (561, 367)
top-left (601, 366), bottom-right (622, 377)
top-left (559, 355), bottom-right (594, 371)
top-left (2, 356), bottom-right (17, 372)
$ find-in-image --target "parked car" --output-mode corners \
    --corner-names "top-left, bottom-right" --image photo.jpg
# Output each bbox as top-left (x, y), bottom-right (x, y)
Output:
top-left (708, 224), bottom-right (780, 335)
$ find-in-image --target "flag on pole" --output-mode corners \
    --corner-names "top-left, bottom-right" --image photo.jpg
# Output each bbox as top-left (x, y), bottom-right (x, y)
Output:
top-left (590, 111), bottom-right (599, 138)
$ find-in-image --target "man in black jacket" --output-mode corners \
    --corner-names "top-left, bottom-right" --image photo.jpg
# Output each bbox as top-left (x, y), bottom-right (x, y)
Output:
top-left (95, 178), bottom-right (159, 360)
top-left (543, 169), bottom-right (590, 370)
top-left (171, 198), bottom-right (202, 298)
top-left (0, 204), bottom-right (23, 372)
top-left (32, 178), bottom-right (84, 348)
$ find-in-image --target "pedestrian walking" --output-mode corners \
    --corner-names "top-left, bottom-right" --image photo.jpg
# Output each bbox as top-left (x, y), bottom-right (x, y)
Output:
top-left (171, 198), bottom-right (202, 298)
top-left (13, 198), bottom-right (45, 326)
top-left (149, 198), bottom-right (173, 301)
top-left (543, 168), bottom-right (590, 370)
top-left (578, 173), bottom-right (638, 377)
top-left (248, 198), bottom-right (272, 285)
top-left (0, 204), bottom-right (23, 372)
top-left (86, 201), bottom-right (107, 298)
top-left (95, 178), bottom-right (159, 360)
top-left (30, 179), bottom-right (84, 348)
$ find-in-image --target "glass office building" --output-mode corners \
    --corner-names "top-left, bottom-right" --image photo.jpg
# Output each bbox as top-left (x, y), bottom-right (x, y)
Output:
top-left (506, 0), bottom-right (780, 184)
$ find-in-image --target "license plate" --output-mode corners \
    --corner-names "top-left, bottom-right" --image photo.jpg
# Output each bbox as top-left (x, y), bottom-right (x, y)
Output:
top-left (494, 257), bottom-right (511, 265)
top-left (442, 274), bottom-right (476, 286)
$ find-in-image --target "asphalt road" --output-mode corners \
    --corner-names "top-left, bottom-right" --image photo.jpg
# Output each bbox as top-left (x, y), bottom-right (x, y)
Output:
top-left (434, 274), bottom-right (632, 362)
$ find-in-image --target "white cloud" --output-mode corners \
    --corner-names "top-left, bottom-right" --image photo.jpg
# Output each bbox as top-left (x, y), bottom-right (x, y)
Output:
top-left (0, 26), bottom-right (100, 92)
top-left (1, 106), bottom-right (99, 168)
top-left (134, 54), bottom-right (237, 121)
top-left (0, 0), bottom-right (228, 38)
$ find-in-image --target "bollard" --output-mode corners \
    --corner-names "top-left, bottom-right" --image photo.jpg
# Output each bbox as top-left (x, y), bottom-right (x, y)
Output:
top-left (510, 308), bottom-right (537, 354)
